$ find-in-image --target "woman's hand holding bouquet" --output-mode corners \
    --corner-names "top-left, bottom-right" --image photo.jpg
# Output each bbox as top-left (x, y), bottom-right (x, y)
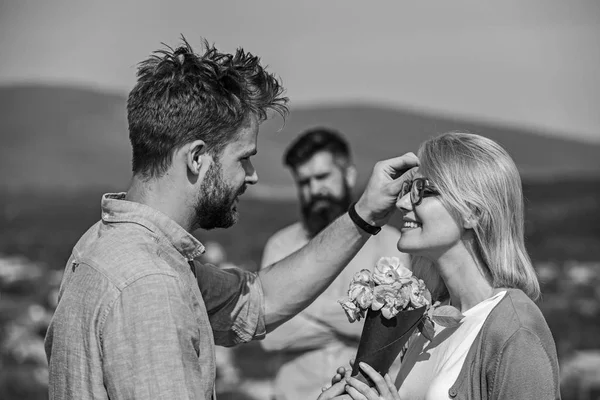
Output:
top-left (319, 256), bottom-right (463, 398)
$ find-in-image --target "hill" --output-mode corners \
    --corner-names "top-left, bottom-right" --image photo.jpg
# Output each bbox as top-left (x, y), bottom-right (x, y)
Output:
top-left (255, 104), bottom-right (600, 194)
top-left (1, 84), bottom-right (600, 197)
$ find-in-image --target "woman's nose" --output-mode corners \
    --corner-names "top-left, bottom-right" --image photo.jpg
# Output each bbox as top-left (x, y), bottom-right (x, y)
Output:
top-left (396, 192), bottom-right (413, 212)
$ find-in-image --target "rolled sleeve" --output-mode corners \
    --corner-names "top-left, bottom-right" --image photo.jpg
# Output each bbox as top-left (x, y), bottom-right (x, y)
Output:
top-left (101, 273), bottom-right (206, 400)
top-left (194, 262), bottom-right (266, 346)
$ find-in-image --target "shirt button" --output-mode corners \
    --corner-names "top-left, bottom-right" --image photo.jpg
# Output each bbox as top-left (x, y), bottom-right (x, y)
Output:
top-left (449, 388), bottom-right (457, 398)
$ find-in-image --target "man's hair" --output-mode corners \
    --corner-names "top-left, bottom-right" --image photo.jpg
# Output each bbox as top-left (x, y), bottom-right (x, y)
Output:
top-left (283, 127), bottom-right (351, 170)
top-left (127, 36), bottom-right (289, 178)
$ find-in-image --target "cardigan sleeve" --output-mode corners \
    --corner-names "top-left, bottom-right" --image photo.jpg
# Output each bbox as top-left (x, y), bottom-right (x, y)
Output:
top-left (490, 327), bottom-right (560, 400)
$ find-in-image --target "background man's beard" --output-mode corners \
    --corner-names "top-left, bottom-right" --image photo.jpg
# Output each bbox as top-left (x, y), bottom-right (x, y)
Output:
top-left (301, 187), bottom-right (352, 237)
top-left (194, 162), bottom-right (241, 230)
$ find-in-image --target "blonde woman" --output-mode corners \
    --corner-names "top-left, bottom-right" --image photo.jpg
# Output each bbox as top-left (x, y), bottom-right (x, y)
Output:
top-left (319, 132), bottom-right (560, 400)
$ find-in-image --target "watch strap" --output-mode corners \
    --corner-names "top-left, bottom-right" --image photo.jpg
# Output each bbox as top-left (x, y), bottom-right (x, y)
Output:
top-left (348, 202), bottom-right (381, 235)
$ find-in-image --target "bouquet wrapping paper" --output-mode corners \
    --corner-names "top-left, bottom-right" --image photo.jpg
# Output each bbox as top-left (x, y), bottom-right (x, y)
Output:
top-left (351, 305), bottom-right (426, 386)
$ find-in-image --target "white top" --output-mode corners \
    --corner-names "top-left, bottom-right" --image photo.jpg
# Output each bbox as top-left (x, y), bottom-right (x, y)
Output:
top-left (395, 291), bottom-right (507, 400)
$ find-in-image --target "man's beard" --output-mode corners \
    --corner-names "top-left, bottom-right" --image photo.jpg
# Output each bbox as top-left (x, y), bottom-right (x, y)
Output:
top-left (301, 183), bottom-right (352, 238)
top-left (194, 160), bottom-right (244, 230)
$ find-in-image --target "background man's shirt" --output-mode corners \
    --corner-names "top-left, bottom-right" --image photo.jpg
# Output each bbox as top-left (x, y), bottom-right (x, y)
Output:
top-left (259, 222), bottom-right (407, 400)
top-left (45, 193), bottom-right (265, 400)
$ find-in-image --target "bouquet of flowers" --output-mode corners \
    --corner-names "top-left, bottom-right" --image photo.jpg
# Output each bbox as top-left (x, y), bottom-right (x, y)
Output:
top-left (338, 257), bottom-right (462, 386)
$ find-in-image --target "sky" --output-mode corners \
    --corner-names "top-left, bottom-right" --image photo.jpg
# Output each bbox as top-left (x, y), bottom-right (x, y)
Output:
top-left (1, 0), bottom-right (599, 142)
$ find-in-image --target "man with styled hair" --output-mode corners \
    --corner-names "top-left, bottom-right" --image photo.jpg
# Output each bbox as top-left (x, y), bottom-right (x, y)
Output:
top-left (260, 128), bottom-right (408, 400)
top-left (44, 38), bottom-right (418, 399)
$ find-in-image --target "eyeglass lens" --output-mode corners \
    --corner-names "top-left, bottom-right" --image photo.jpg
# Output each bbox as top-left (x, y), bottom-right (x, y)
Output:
top-left (400, 178), bottom-right (426, 205)
top-left (411, 179), bottom-right (425, 204)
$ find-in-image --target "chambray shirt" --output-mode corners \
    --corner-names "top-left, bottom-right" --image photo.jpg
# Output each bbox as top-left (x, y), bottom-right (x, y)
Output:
top-left (44, 193), bottom-right (266, 400)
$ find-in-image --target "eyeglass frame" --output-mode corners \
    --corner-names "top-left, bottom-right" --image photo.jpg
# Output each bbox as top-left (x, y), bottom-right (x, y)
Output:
top-left (399, 177), bottom-right (440, 206)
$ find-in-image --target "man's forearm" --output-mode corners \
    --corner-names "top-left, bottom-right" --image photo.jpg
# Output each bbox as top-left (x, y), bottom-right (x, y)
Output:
top-left (259, 153), bottom-right (419, 333)
top-left (259, 212), bottom-right (370, 331)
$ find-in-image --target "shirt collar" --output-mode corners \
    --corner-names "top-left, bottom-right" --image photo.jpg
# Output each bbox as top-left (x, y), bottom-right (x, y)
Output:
top-left (100, 192), bottom-right (205, 260)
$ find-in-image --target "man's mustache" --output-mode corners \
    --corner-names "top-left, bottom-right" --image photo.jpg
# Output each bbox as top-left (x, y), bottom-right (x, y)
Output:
top-left (306, 195), bottom-right (336, 210)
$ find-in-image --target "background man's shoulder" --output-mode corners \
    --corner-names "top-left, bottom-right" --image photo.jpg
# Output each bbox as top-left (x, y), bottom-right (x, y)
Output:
top-left (376, 225), bottom-right (401, 247)
top-left (261, 221), bottom-right (308, 269)
top-left (265, 222), bottom-right (306, 245)
top-left (368, 225), bottom-right (407, 261)
top-left (380, 225), bottom-right (401, 237)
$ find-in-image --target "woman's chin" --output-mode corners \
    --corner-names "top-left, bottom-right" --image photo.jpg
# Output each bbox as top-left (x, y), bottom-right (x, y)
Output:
top-left (397, 239), bottom-right (420, 254)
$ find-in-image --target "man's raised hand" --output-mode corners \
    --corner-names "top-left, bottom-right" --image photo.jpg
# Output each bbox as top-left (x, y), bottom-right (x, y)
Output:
top-left (355, 153), bottom-right (419, 227)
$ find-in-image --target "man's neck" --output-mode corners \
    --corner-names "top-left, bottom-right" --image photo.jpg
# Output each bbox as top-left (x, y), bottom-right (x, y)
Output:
top-left (126, 176), bottom-right (194, 232)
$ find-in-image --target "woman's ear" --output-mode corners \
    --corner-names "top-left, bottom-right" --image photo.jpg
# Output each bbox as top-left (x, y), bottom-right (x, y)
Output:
top-left (463, 208), bottom-right (481, 229)
top-left (463, 217), bottom-right (477, 229)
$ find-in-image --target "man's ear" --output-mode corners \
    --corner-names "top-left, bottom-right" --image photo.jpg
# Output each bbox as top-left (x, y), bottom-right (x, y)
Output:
top-left (344, 165), bottom-right (357, 189)
top-left (186, 140), bottom-right (207, 176)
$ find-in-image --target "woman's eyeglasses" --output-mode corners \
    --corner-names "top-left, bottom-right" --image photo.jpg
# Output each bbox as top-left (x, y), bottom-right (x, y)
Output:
top-left (399, 178), bottom-right (440, 206)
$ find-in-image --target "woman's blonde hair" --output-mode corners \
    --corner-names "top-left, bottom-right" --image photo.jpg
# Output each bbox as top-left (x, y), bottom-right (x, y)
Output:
top-left (413, 131), bottom-right (540, 300)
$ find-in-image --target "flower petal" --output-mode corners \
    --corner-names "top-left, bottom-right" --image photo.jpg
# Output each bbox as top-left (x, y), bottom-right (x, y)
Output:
top-left (338, 300), bottom-right (360, 323)
top-left (376, 257), bottom-right (399, 269)
top-left (353, 269), bottom-right (372, 284)
top-left (394, 263), bottom-right (413, 280)
top-left (371, 295), bottom-right (385, 311)
top-left (381, 304), bottom-right (399, 319)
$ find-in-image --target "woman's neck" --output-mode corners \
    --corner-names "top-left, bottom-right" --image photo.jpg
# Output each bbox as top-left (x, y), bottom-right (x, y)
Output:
top-left (434, 244), bottom-right (495, 313)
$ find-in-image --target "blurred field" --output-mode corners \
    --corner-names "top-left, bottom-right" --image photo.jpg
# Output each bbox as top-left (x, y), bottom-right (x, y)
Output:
top-left (1, 177), bottom-right (599, 399)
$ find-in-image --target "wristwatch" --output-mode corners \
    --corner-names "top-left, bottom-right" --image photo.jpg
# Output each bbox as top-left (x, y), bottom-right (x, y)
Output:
top-left (348, 202), bottom-right (381, 235)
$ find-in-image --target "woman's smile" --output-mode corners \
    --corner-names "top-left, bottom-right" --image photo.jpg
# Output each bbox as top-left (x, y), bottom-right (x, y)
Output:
top-left (401, 218), bottom-right (422, 230)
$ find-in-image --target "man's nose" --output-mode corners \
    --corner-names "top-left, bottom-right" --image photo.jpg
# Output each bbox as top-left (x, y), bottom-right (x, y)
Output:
top-left (245, 164), bottom-right (258, 185)
top-left (309, 179), bottom-right (324, 196)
